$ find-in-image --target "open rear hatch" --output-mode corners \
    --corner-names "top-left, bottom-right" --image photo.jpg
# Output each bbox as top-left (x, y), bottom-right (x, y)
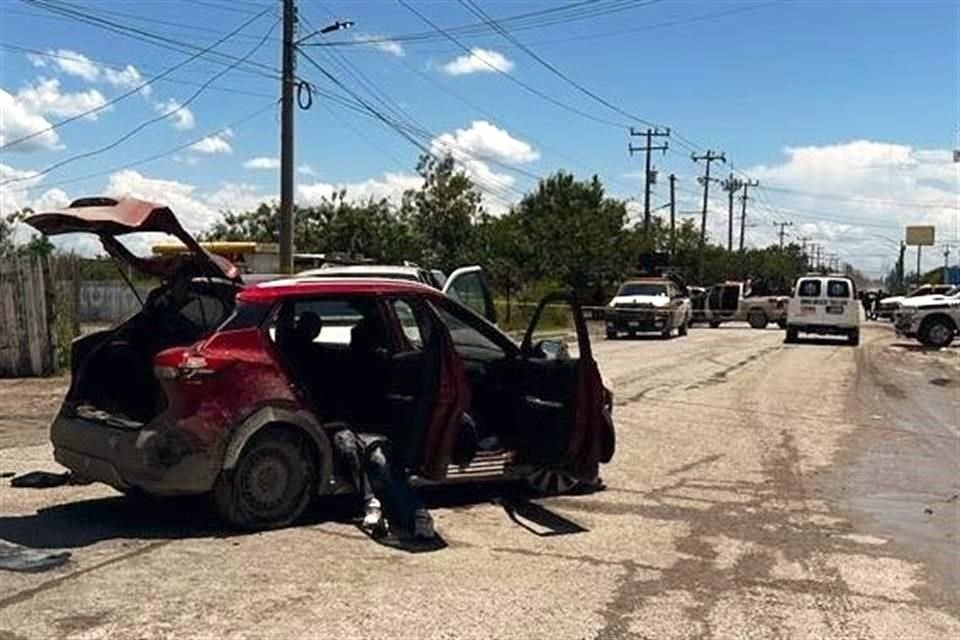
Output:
top-left (25, 197), bottom-right (241, 427)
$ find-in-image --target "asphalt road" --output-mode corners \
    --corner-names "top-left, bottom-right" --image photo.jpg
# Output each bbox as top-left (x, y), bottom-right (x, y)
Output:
top-left (0, 322), bottom-right (957, 639)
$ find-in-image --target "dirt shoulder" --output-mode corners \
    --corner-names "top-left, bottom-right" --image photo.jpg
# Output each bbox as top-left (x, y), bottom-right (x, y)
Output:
top-left (0, 376), bottom-right (68, 449)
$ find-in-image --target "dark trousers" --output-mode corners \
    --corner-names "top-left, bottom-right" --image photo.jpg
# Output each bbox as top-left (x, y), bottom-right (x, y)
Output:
top-left (332, 429), bottom-right (424, 532)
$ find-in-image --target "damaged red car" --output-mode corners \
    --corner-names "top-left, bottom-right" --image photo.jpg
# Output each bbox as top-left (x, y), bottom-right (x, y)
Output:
top-left (27, 197), bottom-right (615, 529)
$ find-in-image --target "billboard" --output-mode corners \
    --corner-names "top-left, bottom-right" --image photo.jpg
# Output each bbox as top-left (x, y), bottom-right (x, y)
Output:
top-left (905, 226), bottom-right (935, 246)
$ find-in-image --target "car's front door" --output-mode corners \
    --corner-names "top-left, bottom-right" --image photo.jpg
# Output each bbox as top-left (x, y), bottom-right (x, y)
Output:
top-left (515, 293), bottom-right (614, 474)
top-left (442, 266), bottom-right (497, 324)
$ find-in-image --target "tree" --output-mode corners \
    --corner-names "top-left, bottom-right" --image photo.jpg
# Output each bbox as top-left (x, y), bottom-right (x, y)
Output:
top-left (472, 212), bottom-right (531, 321)
top-left (402, 154), bottom-right (482, 271)
top-left (0, 210), bottom-right (53, 258)
top-left (514, 171), bottom-right (628, 296)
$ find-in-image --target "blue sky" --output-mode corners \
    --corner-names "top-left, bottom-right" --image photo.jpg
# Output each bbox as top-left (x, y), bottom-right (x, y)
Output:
top-left (1, 0), bottom-right (957, 275)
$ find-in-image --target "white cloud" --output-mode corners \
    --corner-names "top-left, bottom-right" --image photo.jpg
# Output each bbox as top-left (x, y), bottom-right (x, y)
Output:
top-left (431, 120), bottom-right (539, 164)
top-left (352, 33), bottom-right (404, 57)
top-left (28, 49), bottom-right (150, 97)
top-left (154, 98), bottom-right (195, 130)
top-left (0, 89), bottom-right (62, 152)
top-left (297, 172), bottom-right (422, 206)
top-left (190, 129), bottom-right (233, 155)
top-left (105, 170), bottom-right (218, 235)
top-left (244, 156), bottom-right (281, 170)
top-left (441, 48), bottom-right (514, 76)
top-left (15, 78), bottom-right (108, 119)
top-left (205, 182), bottom-right (271, 213)
top-left (745, 140), bottom-right (960, 275)
top-left (297, 164), bottom-right (316, 176)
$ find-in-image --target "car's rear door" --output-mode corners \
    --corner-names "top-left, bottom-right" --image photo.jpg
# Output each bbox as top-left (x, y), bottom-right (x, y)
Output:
top-left (442, 266), bottom-right (497, 324)
top-left (514, 293), bottom-right (614, 474)
top-left (382, 297), bottom-right (471, 481)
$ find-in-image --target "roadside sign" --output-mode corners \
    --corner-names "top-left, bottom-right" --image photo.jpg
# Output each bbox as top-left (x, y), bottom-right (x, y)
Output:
top-left (905, 226), bottom-right (935, 246)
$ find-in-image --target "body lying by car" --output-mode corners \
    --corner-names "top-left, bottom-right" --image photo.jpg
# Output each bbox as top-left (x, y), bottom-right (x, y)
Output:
top-left (893, 286), bottom-right (960, 348)
top-left (25, 197), bottom-right (615, 530)
top-left (604, 277), bottom-right (690, 339)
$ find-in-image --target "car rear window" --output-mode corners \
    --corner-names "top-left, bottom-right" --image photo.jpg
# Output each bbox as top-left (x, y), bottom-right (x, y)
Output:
top-left (797, 280), bottom-right (821, 297)
top-left (827, 280), bottom-right (851, 298)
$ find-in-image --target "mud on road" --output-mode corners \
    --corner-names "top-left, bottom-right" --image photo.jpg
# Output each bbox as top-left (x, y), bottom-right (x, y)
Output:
top-left (0, 323), bottom-right (957, 639)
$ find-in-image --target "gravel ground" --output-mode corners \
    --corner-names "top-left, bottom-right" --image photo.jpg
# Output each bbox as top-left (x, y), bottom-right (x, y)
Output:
top-left (0, 322), bottom-right (957, 639)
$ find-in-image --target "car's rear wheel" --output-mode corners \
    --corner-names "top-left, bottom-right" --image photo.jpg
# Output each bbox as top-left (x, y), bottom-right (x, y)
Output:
top-left (785, 327), bottom-right (798, 343)
top-left (920, 317), bottom-right (955, 348)
top-left (776, 317), bottom-right (787, 330)
top-left (848, 329), bottom-right (860, 347)
top-left (213, 428), bottom-right (315, 530)
top-left (526, 467), bottom-right (583, 496)
top-left (748, 310), bottom-right (768, 329)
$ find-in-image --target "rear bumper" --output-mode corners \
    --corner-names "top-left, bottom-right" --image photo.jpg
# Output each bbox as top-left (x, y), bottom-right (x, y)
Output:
top-left (51, 412), bottom-right (220, 495)
top-left (788, 323), bottom-right (857, 336)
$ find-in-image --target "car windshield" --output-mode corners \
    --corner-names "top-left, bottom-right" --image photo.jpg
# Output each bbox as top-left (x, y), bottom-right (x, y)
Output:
top-left (618, 283), bottom-right (667, 296)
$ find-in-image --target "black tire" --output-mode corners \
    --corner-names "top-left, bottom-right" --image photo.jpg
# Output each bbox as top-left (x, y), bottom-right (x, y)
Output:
top-left (785, 327), bottom-right (798, 343)
top-left (526, 467), bottom-right (583, 496)
top-left (747, 310), bottom-right (768, 329)
top-left (212, 428), bottom-right (316, 530)
top-left (848, 330), bottom-right (860, 347)
top-left (606, 330), bottom-right (617, 340)
top-left (776, 317), bottom-right (787, 330)
top-left (678, 318), bottom-right (689, 336)
top-left (919, 317), bottom-right (956, 348)
top-left (708, 320), bottom-right (721, 329)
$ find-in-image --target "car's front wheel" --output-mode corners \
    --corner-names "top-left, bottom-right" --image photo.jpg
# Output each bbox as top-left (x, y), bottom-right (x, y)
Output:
top-left (920, 317), bottom-right (956, 348)
top-left (213, 428), bottom-right (316, 530)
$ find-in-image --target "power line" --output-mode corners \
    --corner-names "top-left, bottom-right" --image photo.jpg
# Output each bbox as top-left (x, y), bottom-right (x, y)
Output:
top-left (1, 17), bottom-right (280, 186)
top-left (23, 101), bottom-right (279, 192)
top-left (20, 0), bottom-right (280, 80)
top-left (0, 7), bottom-right (274, 152)
top-left (758, 184), bottom-right (958, 209)
top-left (459, 0), bottom-right (664, 130)
top-left (396, 0), bottom-right (628, 129)
top-left (0, 43), bottom-right (277, 99)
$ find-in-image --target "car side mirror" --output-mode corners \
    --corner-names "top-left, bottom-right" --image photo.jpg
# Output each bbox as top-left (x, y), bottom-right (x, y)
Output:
top-left (531, 338), bottom-right (569, 360)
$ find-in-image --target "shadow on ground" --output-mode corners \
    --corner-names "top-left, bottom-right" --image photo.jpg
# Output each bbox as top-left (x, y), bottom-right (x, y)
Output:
top-left (0, 481), bottom-right (584, 551)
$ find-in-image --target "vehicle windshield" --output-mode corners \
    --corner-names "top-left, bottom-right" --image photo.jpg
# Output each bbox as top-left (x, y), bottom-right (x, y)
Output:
top-left (617, 283), bottom-right (667, 296)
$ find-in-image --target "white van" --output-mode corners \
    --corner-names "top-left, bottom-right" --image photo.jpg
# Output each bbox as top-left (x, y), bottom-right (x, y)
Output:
top-left (785, 276), bottom-right (861, 346)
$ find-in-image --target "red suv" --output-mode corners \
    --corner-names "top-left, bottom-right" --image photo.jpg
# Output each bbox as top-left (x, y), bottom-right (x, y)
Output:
top-left (27, 198), bottom-right (615, 529)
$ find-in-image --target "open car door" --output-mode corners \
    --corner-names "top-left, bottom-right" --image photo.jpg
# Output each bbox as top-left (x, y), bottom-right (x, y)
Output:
top-left (383, 298), bottom-right (473, 482)
top-left (442, 266), bottom-right (497, 325)
top-left (515, 292), bottom-right (614, 476)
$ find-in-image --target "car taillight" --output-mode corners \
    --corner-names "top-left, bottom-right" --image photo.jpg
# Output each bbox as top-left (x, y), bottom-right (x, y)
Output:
top-left (153, 348), bottom-right (232, 381)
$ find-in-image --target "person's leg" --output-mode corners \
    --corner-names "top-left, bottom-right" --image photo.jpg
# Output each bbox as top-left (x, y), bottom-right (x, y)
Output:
top-left (364, 443), bottom-right (431, 537)
top-left (332, 429), bottom-right (382, 528)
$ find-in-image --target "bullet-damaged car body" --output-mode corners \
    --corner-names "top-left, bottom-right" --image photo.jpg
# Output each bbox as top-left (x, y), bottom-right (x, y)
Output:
top-left (26, 197), bottom-right (615, 530)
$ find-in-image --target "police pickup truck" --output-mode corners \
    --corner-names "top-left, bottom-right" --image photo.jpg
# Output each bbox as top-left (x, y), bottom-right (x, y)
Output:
top-left (893, 286), bottom-right (960, 348)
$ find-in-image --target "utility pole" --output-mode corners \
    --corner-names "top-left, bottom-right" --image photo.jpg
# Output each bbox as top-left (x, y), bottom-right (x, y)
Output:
top-left (915, 245), bottom-right (923, 287)
top-left (944, 245), bottom-right (953, 284)
top-left (897, 241), bottom-right (906, 290)
top-left (815, 245), bottom-right (823, 271)
top-left (668, 173), bottom-right (677, 259)
top-left (720, 173), bottom-right (742, 252)
top-left (738, 178), bottom-right (759, 252)
top-left (798, 236), bottom-right (810, 267)
top-left (629, 127), bottom-right (670, 234)
top-left (279, 0), bottom-right (297, 274)
top-left (692, 150), bottom-right (725, 280)
top-left (774, 221), bottom-right (793, 250)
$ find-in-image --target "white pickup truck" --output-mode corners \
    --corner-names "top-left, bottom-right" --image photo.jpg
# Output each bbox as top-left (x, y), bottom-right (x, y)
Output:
top-left (893, 286), bottom-right (960, 347)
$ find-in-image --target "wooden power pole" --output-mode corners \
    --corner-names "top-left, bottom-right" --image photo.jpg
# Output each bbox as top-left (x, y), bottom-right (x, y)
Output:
top-left (629, 127), bottom-right (670, 234)
top-left (692, 150), bottom-right (725, 280)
